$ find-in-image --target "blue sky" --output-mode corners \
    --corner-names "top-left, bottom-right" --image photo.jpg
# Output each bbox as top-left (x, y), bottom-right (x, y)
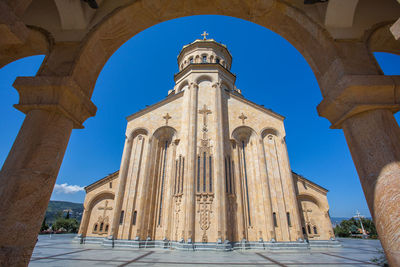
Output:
top-left (1, 15), bottom-right (399, 218)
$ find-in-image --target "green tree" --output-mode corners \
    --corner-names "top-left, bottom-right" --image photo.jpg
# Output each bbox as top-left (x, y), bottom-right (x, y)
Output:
top-left (65, 211), bottom-right (70, 219)
top-left (53, 217), bottom-right (79, 233)
top-left (334, 217), bottom-right (378, 239)
top-left (40, 217), bottom-right (49, 232)
top-left (349, 224), bottom-right (358, 234)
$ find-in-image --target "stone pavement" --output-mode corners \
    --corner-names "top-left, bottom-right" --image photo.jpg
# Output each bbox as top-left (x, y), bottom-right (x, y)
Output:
top-left (29, 234), bottom-right (384, 266)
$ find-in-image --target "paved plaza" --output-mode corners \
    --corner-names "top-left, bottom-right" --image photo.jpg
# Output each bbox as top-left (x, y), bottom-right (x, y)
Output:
top-left (30, 234), bottom-right (385, 266)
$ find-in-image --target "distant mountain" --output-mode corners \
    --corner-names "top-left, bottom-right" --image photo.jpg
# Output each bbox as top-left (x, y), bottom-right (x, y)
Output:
top-left (44, 201), bottom-right (84, 225)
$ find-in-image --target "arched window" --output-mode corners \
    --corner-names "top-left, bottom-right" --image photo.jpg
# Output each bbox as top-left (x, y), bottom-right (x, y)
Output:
top-left (307, 224), bottom-right (311, 234)
top-left (93, 224), bottom-right (98, 232)
top-left (190, 58), bottom-right (193, 63)
top-left (273, 212), bottom-right (278, 227)
top-left (216, 58), bottom-right (220, 64)
top-left (100, 222), bottom-right (104, 232)
top-left (105, 224), bottom-right (109, 232)
top-left (302, 227), bottom-right (306, 235)
top-left (313, 226), bottom-right (318, 234)
top-left (202, 55), bottom-right (207, 63)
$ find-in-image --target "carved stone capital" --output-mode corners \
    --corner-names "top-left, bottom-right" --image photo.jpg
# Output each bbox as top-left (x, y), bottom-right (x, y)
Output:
top-left (317, 75), bottom-right (400, 129)
top-left (212, 82), bottom-right (220, 88)
top-left (13, 76), bottom-right (97, 129)
top-left (189, 82), bottom-right (198, 89)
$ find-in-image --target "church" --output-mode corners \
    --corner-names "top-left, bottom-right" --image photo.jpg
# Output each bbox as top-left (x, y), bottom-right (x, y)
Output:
top-left (78, 34), bottom-right (335, 250)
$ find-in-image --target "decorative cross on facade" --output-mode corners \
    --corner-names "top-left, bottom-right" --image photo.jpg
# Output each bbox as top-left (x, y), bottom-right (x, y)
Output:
top-left (163, 113), bottom-right (172, 125)
top-left (199, 105), bottom-right (212, 126)
top-left (98, 200), bottom-right (113, 218)
top-left (304, 208), bottom-right (312, 223)
top-left (201, 31), bottom-right (209, 40)
top-left (239, 113), bottom-right (247, 124)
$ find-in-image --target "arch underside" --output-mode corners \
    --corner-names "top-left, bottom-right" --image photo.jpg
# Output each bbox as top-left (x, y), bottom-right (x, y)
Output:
top-left (83, 192), bottom-right (115, 237)
top-left (8, 0), bottom-right (391, 101)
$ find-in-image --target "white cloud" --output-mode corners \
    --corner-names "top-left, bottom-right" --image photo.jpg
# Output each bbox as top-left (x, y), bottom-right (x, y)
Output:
top-left (54, 183), bottom-right (84, 194)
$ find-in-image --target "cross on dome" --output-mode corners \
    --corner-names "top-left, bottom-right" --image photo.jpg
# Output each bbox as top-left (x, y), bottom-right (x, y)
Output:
top-left (201, 31), bottom-right (209, 40)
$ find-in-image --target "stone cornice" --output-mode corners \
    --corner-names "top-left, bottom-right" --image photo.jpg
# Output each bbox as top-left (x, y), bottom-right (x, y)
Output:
top-left (174, 63), bottom-right (236, 83)
top-left (292, 171), bottom-right (328, 195)
top-left (13, 76), bottom-right (97, 129)
top-left (85, 170), bottom-right (119, 192)
top-left (126, 90), bottom-right (184, 122)
top-left (317, 75), bottom-right (400, 129)
top-left (228, 92), bottom-right (285, 121)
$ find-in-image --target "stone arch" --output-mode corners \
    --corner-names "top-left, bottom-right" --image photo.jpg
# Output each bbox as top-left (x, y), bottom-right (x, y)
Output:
top-left (0, 26), bottom-right (51, 69)
top-left (231, 125), bottom-right (259, 233)
top-left (260, 127), bottom-right (281, 138)
top-left (56, 0), bottom-right (379, 99)
top-left (232, 125), bottom-right (258, 143)
top-left (196, 75), bottom-right (214, 85)
top-left (144, 125), bottom-right (178, 239)
top-left (297, 194), bottom-right (322, 209)
top-left (127, 127), bottom-right (149, 140)
top-left (297, 194), bottom-right (329, 240)
top-left (366, 22), bottom-right (400, 56)
top-left (80, 191), bottom-right (115, 236)
top-left (177, 80), bottom-right (189, 92)
top-left (152, 125), bottom-right (177, 142)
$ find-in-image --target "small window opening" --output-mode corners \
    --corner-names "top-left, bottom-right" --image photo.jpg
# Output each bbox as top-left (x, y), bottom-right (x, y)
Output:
top-left (132, 211), bottom-right (137, 225)
top-left (216, 58), bottom-right (220, 64)
top-left (307, 224), bottom-right (311, 234)
top-left (286, 212), bottom-right (292, 227)
top-left (100, 222), bottom-right (104, 231)
top-left (313, 226), bottom-right (318, 234)
top-left (105, 224), bottom-right (109, 232)
top-left (302, 227), bottom-right (306, 235)
top-left (119, 210), bottom-right (124, 225)
top-left (202, 55), bottom-right (207, 63)
top-left (109, 182), bottom-right (112, 188)
top-left (93, 224), bottom-right (98, 232)
top-left (273, 212), bottom-right (278, 227)
top-left (190, 58), bottom-right (193, 63)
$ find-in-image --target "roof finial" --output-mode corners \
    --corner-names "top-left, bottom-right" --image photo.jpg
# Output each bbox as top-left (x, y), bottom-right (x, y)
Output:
top-left (201, 31), bottom-right (209, 40)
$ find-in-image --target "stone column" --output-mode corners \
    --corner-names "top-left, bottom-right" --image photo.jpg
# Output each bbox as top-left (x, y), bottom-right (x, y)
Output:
top-left (318, 75), bottom-right (400, 266)
top-left (342, 109), bottom-right (400, 265)
top-left (183, 82), bottom-right (198, 242)
top-left (110, 136), bottom-right (133, 239)
top-left (78, 207), bottom-right (90, 236)
top-left (134, 137), bottom-right (154, 239)
top-left (212, 82), bottom-right (227, 241)
top-left (257, 138), bottom-right (275, 241)
top-left (0, 76), bottom-right (96, 266)
top-left (231, 141), bottom-right (246, 241)
top-left (281, 138), bottom-right (303, 240)
top-left (164, 140), bottom-right (179, 239)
